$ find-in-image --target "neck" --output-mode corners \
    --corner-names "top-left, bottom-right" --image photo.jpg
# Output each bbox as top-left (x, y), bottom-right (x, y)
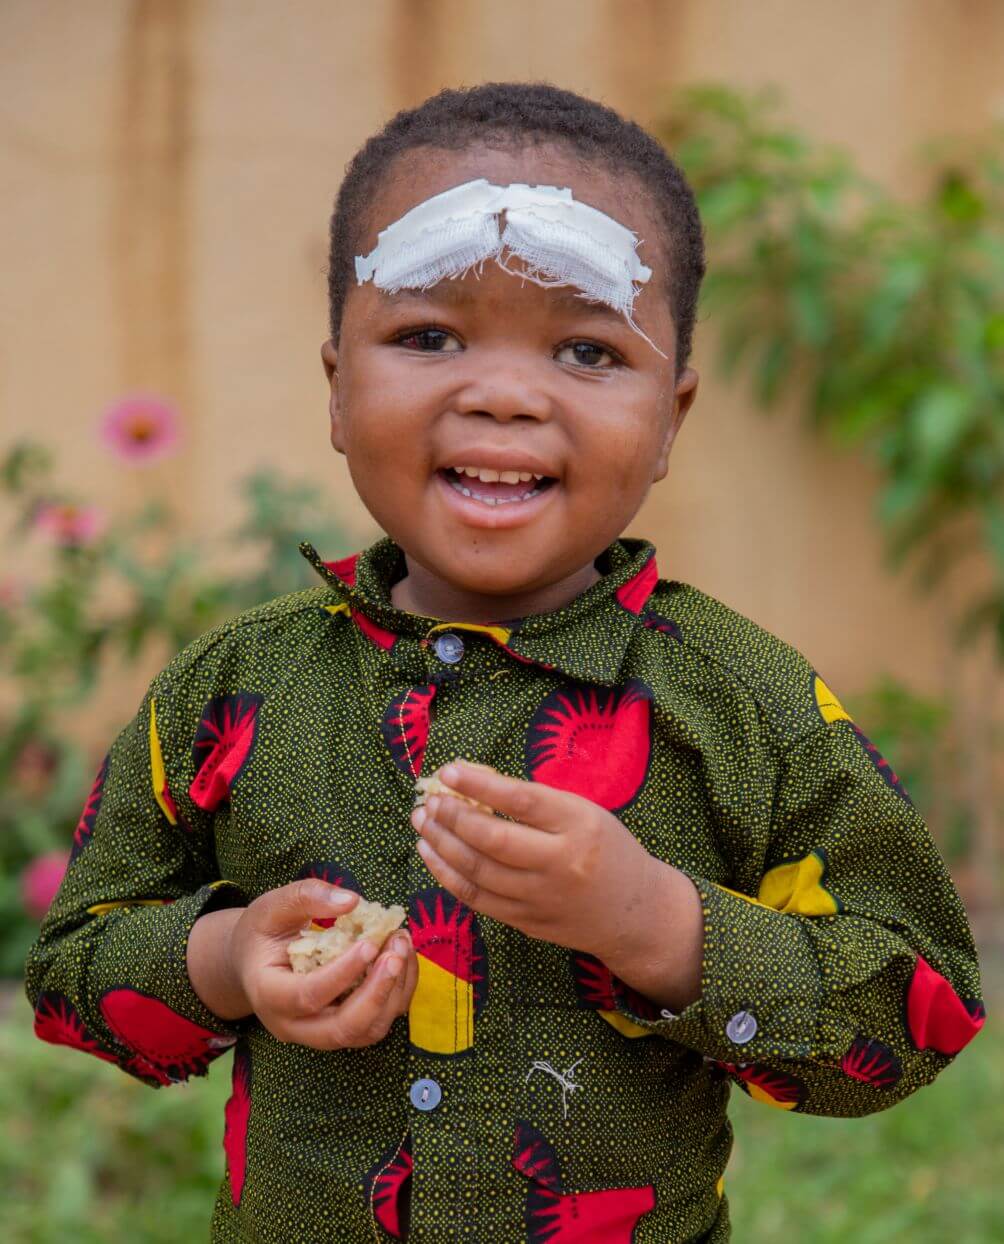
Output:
top-left (390, 556), bottom-right (602, 622)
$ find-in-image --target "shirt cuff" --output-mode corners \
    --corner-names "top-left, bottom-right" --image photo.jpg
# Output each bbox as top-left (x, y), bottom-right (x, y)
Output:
top-left (611, 874), bottom-right (828, 1062)
top-left (90, 880), bottom-right (249, 1079)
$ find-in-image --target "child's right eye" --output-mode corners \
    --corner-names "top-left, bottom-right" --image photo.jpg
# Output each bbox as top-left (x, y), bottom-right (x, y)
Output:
top-left (396, 327), bottom-right (462, 353)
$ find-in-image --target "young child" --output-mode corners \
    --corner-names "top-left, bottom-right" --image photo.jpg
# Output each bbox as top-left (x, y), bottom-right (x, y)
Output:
top-left (26, 83), bottom-right (985, 1242)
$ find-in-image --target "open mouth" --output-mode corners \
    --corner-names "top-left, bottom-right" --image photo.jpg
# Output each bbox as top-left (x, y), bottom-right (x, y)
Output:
top-left (437, 466), bottom-right (558, 506)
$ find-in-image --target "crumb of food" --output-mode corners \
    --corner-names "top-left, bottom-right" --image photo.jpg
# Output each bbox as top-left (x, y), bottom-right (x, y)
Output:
top-left (414, 769), bottom-right (492, 814)
top-left (287, 897), bottom-right (407, 977)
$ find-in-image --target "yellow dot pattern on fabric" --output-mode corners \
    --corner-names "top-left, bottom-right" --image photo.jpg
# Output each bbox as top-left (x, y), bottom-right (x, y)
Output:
top-left (24, 535), bottom-right (983, 1243)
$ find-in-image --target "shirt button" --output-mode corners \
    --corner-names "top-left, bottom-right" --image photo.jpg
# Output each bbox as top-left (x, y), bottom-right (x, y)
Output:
top-left (726, 1010), bottom-right (757, 1045)
top-left (434, 632), bottom-right (465, 664)
top-left (409, 1077), bottom-right (442, 1111)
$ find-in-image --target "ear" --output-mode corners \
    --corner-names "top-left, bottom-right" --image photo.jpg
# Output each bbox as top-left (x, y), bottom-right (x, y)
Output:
top-left (321, 339), bottom-right (345, 454)
top-left (653, 367), bottom-right (698, 482)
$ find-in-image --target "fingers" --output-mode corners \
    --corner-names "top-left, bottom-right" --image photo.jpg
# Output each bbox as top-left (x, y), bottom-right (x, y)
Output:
top-left (254, 879), bottom-right (359, 935)
top-left (412, 802), bottom-right (537, 898)
top-left (411, 796), bottom-right (550, 871)
top-left (413, 832), bottom-right (524, 927)
top-left (264, 936), bottom-right (380, 1018)
top-left (286, 934), bottom-right (416, 1050)
top-left (434, 760), bottom-right (572, 831)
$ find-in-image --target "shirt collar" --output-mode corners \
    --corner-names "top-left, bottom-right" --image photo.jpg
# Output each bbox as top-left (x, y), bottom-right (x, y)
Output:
top-left (299, 535), bottom-right (659, 686)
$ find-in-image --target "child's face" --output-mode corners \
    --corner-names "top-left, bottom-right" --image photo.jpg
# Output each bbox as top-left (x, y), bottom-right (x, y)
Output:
top-left (322, 143), bottom-right (698, 616)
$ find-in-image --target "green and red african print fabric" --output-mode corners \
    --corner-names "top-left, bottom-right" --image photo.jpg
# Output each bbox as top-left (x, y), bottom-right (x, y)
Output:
top-left (26, 536), bottom-right (984, 1241)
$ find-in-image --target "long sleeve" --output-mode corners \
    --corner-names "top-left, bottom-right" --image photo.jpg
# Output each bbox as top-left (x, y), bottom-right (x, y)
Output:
top-left (615, 716), bottom-right (986, 1117)
top-left (24, 667), bottom-right (246, 1086)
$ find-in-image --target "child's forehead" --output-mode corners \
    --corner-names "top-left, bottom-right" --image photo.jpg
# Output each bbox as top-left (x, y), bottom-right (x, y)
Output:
top-left (360, 143), bottom-right (658, 261)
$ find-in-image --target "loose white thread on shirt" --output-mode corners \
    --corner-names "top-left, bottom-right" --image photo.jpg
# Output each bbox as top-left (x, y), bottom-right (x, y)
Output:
top-left (525, 1057), bottom-right (584, 1119)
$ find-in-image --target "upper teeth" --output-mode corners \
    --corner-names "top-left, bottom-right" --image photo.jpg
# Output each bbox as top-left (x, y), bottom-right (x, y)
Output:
top-left (453, 466), bottom-right (543, 483)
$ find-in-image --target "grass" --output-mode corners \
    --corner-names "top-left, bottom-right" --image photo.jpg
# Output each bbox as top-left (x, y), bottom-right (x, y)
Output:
top-left (1, 994), bottom-right (1000, 1241)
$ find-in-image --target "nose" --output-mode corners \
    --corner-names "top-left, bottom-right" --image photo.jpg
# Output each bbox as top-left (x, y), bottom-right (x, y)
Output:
top-left (452, 351), bottom-right (554, 424)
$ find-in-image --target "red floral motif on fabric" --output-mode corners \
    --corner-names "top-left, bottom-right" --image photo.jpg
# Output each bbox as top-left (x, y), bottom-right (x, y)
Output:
top-left (525, 680), bottom-right (652, 812)
top-left (408, 889), bottom-right (487, 1007)
top-left (716, 1059), bottom-right (811, 1109)
top-left (99, 987), bottom-right (235, 1082)
top-left (190, 693), bottom-right (262, 811)
top-left (70, 756), bottom-right (109, 862)
top-left (905, 956), bottom-right (985, 1055)
top-left (614, 554), bottom-right (658, 616)
top-left (296, 860), bottom-right (362, 927)
top-left (840, 1036), bottom-right (902, 1089)
top-left (381, 684), bottom-right (437, 777)
top-left (363, 1133), bottom-right (413, 1239)
top-left (321, 552), bottom-right (359, 586)
top-left (513, 1121), bottom-right (656, 1242)
top-left (224, 1043), bottom-right (252, 1205)
top-left (33, 992), bottom-right (118, 1065)
top-left (570, 952), bottom-right (660, 1022)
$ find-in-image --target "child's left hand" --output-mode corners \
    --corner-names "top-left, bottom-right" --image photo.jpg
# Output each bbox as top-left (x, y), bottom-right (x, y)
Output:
top-left (409, 759), bottom-right (660, 964)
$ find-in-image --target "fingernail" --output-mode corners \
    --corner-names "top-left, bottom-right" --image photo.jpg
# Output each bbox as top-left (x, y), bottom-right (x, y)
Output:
top-left (440, 762), bottom-right (460, 783)
top-left (326, 888), bottom-right (355, 908)
top-left (412, 806), bottom-right (427, 831)
top-left (385, 956), bottom-right (401, 979)
top-left (360, 941), bottom-right (378, 963)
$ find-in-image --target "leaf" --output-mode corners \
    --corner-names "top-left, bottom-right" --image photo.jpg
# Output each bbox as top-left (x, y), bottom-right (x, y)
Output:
top-left (909, 387), bottom-right (972, 463)
top-left (983, 501), bottom-right (1004, 573)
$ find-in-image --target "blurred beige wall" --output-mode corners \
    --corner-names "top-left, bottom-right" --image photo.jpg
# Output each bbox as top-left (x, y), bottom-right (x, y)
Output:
top-left (3, 0), bottom-right (1004, 730)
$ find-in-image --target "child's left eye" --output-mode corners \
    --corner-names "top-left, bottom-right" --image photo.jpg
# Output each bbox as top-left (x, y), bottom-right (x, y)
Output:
top-left (396, 328), bottom-right (462, 353)
top-left (555, 341), bottom-right (620, 368)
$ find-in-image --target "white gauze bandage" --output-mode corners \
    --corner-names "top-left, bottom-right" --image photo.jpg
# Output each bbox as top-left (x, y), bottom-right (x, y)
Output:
top-left (354, 179), bottom-right (663, 355)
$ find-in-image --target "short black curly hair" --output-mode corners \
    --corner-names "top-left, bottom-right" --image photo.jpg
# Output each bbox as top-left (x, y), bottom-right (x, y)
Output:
top-left (328, 82), bottom-right (705, 373)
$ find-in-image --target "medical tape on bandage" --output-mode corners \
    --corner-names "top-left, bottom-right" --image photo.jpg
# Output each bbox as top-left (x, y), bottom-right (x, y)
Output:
top-left (354, 178), bottom-right (662, 355)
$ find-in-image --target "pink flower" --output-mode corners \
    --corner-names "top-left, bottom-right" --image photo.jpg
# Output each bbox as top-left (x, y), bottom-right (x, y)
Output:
top-left (21, 850), bottom-right (70, 920)
top-left (33, 502), bottom-right (107, 546)
top-left (100, 394), bottom-right (180, 463)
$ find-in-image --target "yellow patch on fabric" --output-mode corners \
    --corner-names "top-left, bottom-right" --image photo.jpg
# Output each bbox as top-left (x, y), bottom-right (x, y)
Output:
top-left (716, 1175), bottom-right (725, 1198)
top-left (408, 953), bottom-right (474, 1055)
top-left (148, 698), bottom-right (177, 825)
top-left (813, 674), bottom-right (852, 724)
top-left (712, 882), bottom-right (770, 909)
top-left (758, 852), bottom-right (839, 916)
top-left (87, 898), bottom-right (172, 916)
top-left (599, 1009), bottom-right (654, 1039)
top-left (426, 620), bottom-right (512, 646)
top-left (745, 1081), bottom-right (799, 1110)
top-left (323, 602), bottom-right (351, 618)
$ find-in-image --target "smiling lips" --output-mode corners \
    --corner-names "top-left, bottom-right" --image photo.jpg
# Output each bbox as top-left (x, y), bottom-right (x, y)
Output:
top-left (441, 465), bottom-right (555, 505)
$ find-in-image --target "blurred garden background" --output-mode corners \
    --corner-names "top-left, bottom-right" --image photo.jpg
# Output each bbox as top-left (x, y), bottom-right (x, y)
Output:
top-left (2, 1), bottom-right (1003, 1239)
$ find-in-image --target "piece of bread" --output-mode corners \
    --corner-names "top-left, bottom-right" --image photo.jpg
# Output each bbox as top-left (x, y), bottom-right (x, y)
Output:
top-left (287, 896), bottom-right (406, 977)
top-left (414, 770), bottom-right (492, 814)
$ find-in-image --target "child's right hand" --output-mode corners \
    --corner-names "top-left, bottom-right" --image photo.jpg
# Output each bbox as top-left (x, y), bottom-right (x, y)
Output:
top-left (224, 880), bottom-right (417, 1050)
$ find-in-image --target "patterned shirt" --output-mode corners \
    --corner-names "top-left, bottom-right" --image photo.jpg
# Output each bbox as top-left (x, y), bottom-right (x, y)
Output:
top-left (25, 535), bottom-right (985, 1242)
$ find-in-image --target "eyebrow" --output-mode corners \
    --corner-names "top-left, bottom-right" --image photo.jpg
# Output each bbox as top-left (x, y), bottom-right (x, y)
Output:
top-left (382, 282), bottom-right (625, 322)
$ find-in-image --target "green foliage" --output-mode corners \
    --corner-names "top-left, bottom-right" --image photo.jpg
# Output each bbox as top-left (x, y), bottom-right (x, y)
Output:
top-left (1, 996), bottom-right (230, 1242)
top-left (661, 85), bottom-right (1004, 657)
top-left (0, 442), bottom-right (353, 975)
top-left (846, 677), bottom-right (995, 862)
top-left (727, 1015), bottom-right (1004, 1240)
top-left (1, 995), bottom-right (1000, 1241)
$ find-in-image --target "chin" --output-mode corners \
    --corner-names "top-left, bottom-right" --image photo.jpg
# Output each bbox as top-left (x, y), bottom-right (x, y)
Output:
top-left (420, 542), bottom-right (556, 597)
